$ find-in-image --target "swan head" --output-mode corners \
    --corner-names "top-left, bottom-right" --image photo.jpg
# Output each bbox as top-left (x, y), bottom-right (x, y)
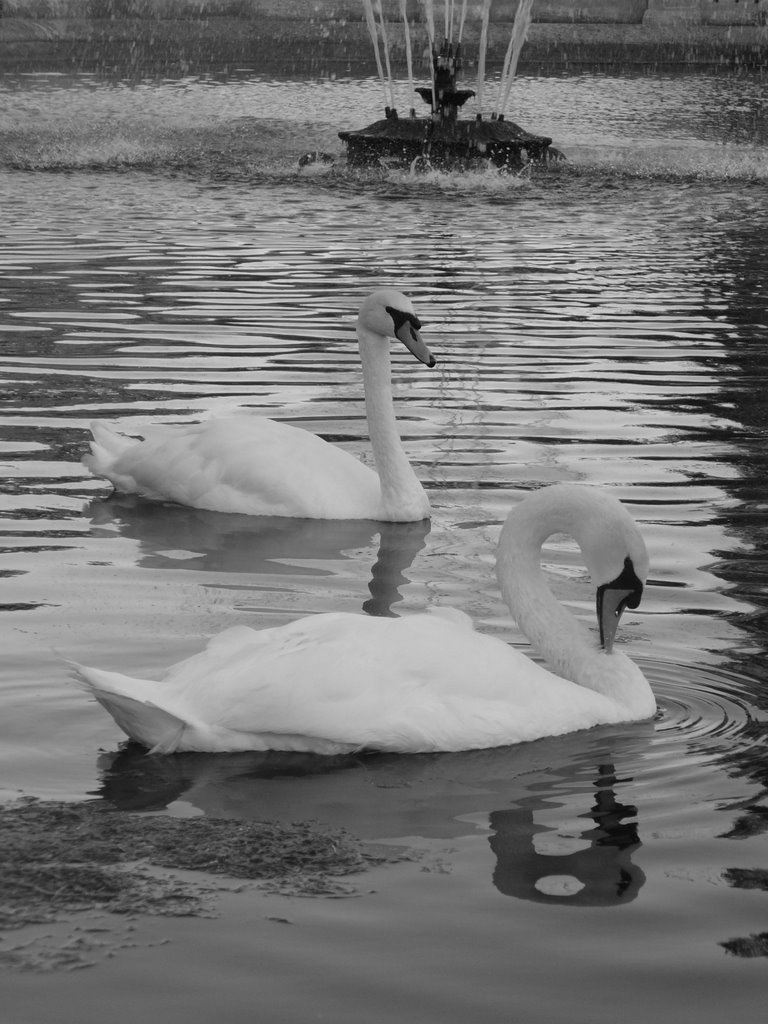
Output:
top-left (498, 484), bottom-right (649, 657)
top-left (596, 554), bottom-right (645, 654)
top-left (358, 289), bottom-right (436, 367)
top-left (577, 493), bottom-right (648, 655)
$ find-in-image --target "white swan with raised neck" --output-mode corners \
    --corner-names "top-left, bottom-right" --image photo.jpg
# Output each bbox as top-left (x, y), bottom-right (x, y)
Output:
top-left (82, 288), bottom-right (435, 522)
top-left (72, 484), bottom-right (656, 754)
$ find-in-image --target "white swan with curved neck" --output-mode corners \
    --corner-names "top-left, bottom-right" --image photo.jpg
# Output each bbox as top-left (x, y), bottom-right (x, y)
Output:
top-left (72, 485), bottom-right (656, 755)
top-left (82, 289), bottom-right (435, 522)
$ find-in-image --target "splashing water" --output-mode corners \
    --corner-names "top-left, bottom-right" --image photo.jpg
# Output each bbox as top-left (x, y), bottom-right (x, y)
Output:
top-left (495, 0), bottom-right (535, 118)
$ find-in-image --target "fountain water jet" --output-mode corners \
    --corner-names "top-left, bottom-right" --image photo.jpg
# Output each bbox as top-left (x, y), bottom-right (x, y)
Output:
top-left (335, 0), bottom-right (562, 173)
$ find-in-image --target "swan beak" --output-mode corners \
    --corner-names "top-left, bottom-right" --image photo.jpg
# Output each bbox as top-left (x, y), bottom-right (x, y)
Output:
top-left (596, 556), bottom-right (643, 654)
top-left (395, 321), bottom-right (437, 368)
top-left (598, 587), bottom-right (635, 654)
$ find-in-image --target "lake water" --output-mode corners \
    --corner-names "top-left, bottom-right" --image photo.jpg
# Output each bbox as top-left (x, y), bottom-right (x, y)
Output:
top-left (2, 64), bottom-right (768, 1021)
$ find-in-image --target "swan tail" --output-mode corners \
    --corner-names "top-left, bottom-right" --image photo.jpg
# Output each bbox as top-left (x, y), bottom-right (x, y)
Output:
top-left (69, 661), bottom-right (186, 754)
top-left (82, 420), bottom-right (140, 483)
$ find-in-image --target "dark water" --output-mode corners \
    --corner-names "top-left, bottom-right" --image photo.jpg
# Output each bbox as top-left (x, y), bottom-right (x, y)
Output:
top-left (1, 67), bottom-right (768, 1020)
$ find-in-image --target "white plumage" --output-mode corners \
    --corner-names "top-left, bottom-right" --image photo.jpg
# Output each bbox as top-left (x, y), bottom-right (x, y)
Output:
top-left (83, 288), bottom-right (436, 522)
top-left (72, 485), bottom-right (656, 755)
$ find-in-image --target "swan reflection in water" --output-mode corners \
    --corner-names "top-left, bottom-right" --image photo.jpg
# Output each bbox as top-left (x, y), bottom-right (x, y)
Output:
top-left (86, 494), bottom-right (430, 618)
top-left (96, 739), bottom-right (649, 909)
top-left (489, 762), bottom-right (645, 906)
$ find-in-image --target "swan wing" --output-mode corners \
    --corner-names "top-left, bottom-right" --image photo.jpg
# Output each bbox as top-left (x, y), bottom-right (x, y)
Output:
top-left (138, 612), bottom-right (623, 753)
top-left (84, 417), bottom-right (383, 518)
top-left (74, 611), bottom-right (642, 755)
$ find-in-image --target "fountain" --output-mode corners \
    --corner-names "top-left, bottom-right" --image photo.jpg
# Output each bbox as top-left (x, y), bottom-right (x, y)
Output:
top-left (335, 0), bottom-right (562, 172)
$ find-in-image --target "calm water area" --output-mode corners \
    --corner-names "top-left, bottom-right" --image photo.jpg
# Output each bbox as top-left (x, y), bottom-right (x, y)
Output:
top-left (1, 60), bottom-right (768, 1021)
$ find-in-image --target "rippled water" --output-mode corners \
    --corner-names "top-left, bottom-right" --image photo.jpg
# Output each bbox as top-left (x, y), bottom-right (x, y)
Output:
top-left (2, 67), bottom-right (768, 1020)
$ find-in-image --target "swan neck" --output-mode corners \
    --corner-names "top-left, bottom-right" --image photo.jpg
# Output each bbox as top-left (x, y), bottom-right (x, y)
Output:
top-left (357, 328), bottom-right (427, 520)
top-left (496, 486), bottom-right (654, 719)
top-left (496, 501), bottom-right (606, 689)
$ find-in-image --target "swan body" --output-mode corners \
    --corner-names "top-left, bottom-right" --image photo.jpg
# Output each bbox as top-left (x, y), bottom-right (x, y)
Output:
top-left (83, 289), bottom-right (436, 522)
top-left (73, 484), bottom-right (656, 755)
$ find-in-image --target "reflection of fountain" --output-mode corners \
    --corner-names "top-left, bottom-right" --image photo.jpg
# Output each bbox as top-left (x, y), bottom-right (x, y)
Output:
top-left (488, 763), bottom-right (646, 906)
top-left (334, 1), bottom-right (560, 172)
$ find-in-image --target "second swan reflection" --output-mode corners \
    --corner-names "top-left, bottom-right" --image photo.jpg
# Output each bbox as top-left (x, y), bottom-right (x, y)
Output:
top-left (87, 495), bottom-right (430, 618)
top-left (73, 484), bottom-right (656, 754)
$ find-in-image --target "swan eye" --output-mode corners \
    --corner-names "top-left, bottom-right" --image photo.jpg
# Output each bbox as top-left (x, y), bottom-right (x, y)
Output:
top-left (385, 305), bottom-right (422, 335)
top-left (619, 556), bottom-right (643, 609)
top-left (602, 556), bottom-right (643, 609)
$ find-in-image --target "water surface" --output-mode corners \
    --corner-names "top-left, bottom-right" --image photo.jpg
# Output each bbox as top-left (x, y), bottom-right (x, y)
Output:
top-left (1, 66), bottom-right (768, 1021)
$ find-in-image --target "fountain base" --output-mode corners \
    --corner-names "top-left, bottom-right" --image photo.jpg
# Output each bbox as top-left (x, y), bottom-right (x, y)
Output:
top-left (338, 114), bottom-right (559, 171)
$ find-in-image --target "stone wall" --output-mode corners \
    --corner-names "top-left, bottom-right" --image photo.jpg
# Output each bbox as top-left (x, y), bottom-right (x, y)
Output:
top-left (1, 1), bottom-right (766, 71)
top-left (3, 1), bottom-right (768, 25)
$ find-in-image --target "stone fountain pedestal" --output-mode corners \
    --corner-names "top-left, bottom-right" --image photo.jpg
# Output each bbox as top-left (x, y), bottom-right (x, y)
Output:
top-left (338, 42), bottom-right (559, 173)
top-left (339, 110), bottom-right (555, 171)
